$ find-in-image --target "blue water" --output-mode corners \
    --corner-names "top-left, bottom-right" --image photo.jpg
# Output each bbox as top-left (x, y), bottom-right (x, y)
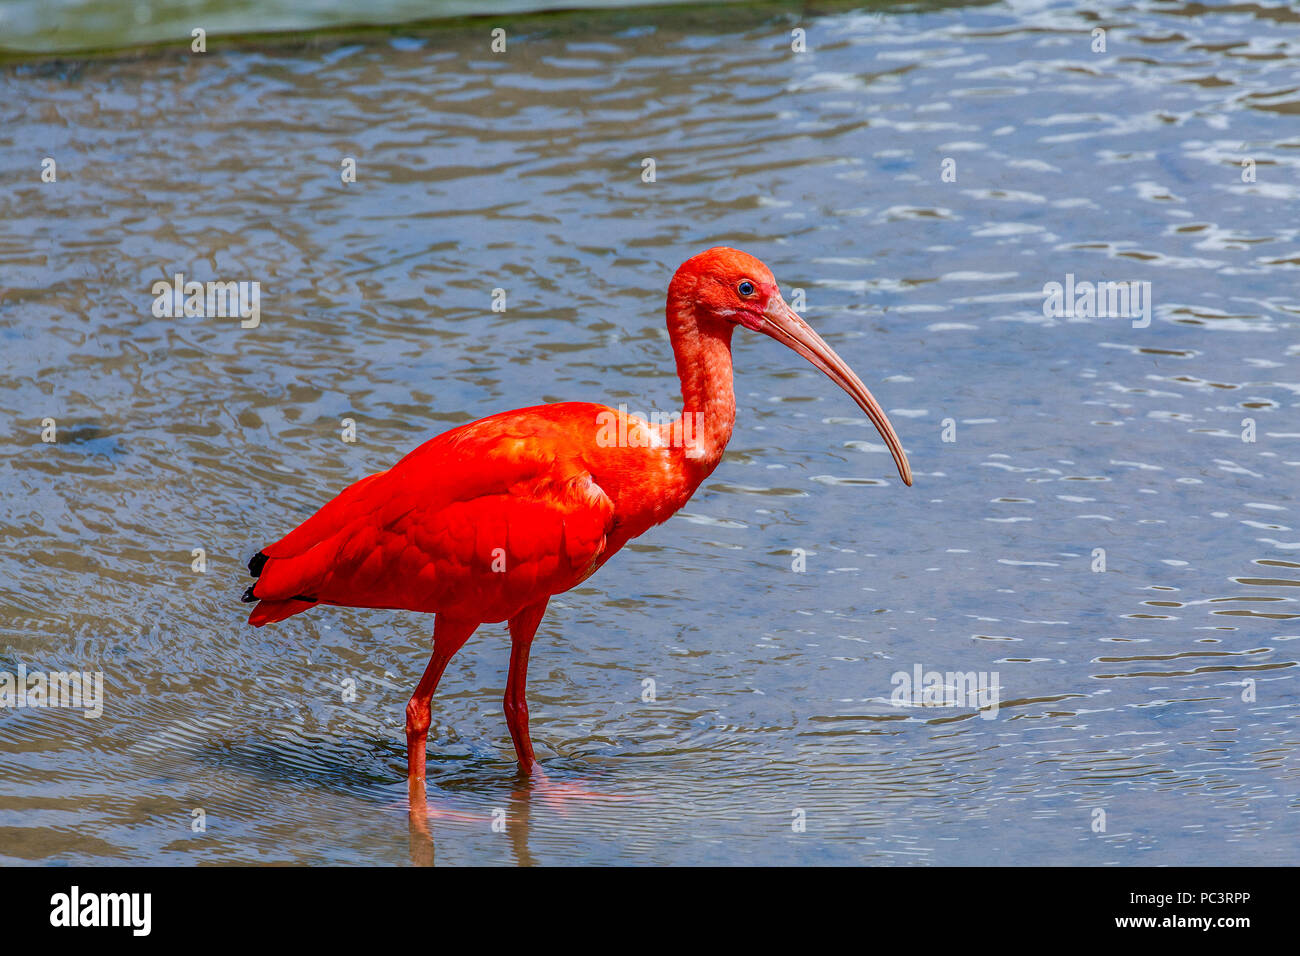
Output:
top-left (0, 0), bottom-right (1297, 864)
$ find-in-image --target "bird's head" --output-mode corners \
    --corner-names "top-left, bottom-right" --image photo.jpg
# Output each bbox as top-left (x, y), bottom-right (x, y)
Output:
top-left (672, 246), bottom-right (913, 486)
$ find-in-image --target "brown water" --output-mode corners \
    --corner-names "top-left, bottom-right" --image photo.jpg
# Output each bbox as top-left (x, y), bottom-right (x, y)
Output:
top-left (1, 0), bottom-right (1298, 865)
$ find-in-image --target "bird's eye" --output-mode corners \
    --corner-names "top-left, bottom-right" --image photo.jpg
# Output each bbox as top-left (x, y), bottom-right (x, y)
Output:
top-left (737, 280), bottom-right (755, 297)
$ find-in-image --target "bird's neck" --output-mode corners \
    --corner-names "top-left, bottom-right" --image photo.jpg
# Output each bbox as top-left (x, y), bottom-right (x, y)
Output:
top-left (663, 281), bottom-right (737, 481)
top-left (588, 285), bottom-right (736, 542)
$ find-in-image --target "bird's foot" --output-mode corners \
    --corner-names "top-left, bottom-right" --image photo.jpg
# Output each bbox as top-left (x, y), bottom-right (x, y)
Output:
top-left (518, 760), bottom-right (641, 813)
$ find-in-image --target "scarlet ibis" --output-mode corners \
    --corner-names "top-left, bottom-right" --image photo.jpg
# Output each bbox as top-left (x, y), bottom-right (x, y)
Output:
top-left (243, 247), bottom-right (912, 782)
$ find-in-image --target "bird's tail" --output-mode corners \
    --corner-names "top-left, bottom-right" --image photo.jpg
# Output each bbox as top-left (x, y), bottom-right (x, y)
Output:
top-left (242, 550), bottom-right (318, 626)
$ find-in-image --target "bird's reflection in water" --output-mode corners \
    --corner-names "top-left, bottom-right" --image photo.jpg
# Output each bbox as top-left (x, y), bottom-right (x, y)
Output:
top-left (405, 773), bottom-right (537, 866)
top-left (407, 778), bottom-right (435, 866)
top-left (407, 769), bottom-right (636, 866)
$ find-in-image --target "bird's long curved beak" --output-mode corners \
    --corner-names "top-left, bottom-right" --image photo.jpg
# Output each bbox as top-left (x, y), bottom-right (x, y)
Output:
top-left (761, 296), bottom-right (913, 486)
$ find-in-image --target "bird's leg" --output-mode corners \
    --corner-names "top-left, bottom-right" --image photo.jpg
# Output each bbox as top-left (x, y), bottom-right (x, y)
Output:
top-left (504, 601), bottom-right (638, 810)
top-left (406, 614), bottom-right (476, 783)
top-left (504, 598), bottom-right (549, 774)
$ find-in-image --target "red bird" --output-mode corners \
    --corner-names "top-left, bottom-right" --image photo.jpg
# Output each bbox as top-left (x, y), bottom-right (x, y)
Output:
top-left (243, 248), bottom-right (912, 783)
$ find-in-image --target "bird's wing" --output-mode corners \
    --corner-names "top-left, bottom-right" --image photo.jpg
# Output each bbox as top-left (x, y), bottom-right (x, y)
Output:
top-left (248, 405), bottom-right (616, 622)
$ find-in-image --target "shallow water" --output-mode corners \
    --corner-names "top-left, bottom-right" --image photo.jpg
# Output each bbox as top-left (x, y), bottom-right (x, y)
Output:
top-left (1, 0), bottom-right (1298, 865)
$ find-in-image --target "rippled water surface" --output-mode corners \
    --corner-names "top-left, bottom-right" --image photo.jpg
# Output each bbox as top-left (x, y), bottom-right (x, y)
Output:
top-left (2, 0), bottom-right (1298, 865)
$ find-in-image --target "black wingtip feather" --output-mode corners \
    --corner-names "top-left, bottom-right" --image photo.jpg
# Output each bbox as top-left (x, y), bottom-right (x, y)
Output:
top-left (248, 551), bottom-right (268, 577)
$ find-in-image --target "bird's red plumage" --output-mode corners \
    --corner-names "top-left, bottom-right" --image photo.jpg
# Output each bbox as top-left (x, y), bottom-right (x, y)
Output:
top-left (246, 401), bottom-right (692, 625)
